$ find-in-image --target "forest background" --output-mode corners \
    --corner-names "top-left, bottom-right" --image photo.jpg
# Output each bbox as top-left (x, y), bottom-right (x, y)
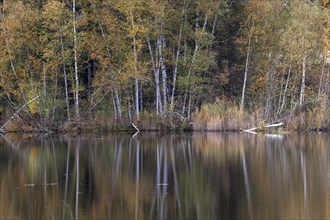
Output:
top-left (0, 0), bottom-right (329, 132)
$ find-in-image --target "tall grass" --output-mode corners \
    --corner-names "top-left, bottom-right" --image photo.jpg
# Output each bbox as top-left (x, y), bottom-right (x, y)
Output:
top-left (193, 100), bottom-right (264, 131)
top-left (287, 97), bottom-right (330, 131)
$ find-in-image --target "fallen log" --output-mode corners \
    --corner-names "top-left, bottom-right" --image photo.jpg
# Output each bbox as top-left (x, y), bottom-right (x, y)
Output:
top-left (243, 122), bottom-right (284, 133)
top-left (132, 123), bottom-right (139, 138)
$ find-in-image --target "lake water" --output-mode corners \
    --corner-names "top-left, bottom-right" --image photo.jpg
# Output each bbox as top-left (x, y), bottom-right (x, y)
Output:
top-left (0, 132), bottom-right (329, 219)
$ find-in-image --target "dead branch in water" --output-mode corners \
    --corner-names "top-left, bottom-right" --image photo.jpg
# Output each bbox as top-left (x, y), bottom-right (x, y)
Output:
top-left (132, 123), bottom-right (139, 138)
top-left (243, 122), bottom-right (284, 133)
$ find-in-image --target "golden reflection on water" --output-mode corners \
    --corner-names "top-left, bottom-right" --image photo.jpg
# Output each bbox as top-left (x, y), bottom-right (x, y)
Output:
top-left (0, 133), bottom-right (329, 219)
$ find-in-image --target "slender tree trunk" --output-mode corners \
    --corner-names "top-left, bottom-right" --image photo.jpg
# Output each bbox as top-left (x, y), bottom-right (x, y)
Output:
top-left (317, 59), bottom-right (326, 100)
top-left (115, 89), bottom-right (123, 123)
top-left (51, 71), bottom-right (59, 123)
top-left (265, 63), bottom-right (276, 118)
top-left (181, 13), bottom-right (188, 116)
top-left (133, 37), bottom-right (139, 121)
top-left (181, 93), bottom-right (187, 116)
top-left (155, 40), bottom-right (163, 114)
top-left (156, 70), bottom-right (162, 114)
top-left (170, 2), bottom-right (185, 112)
top-left (112, 92), bottom-right (117, 122)
top-left (127, 92), bottom-right (132, 124)
top-left (158, 36), bottom-right (167, 112)
top-left (129, 2), bottom-right (140, 121)
top-left (187, 92), bottom-right (192, 119)
top-left (277, 74), bottom-right (284, 114)
top-left (60, 34), bottom-right (71, 122)
top-left (146, 38), bottom-right (162, 114)
top-left (186, 14), bottom-right (208, 118)
top-left (73, 0), bottom-right (80, 120)
top-left (87, 60), bottom-right (92, 105)
top-left (43, 64), bottom-right (47, 102)
top-left (240, 25), bottom-right (253, 111)
top-left (299, 53), bottom-right (307, 106)
top-left (280, 61), bottom-right (292, 113)
top-left (96, 18), bottom-right (123, 123)
top-left (135, 78), bottom-right (139, 121)
top-left (140, 81), bottom-right (143, 113)
top-left (2, 17), bottom-right (32, 116)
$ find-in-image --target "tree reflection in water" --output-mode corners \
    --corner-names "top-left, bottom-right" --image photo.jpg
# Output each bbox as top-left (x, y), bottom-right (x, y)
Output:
top-left (0, 133), bottom-right (329, 219)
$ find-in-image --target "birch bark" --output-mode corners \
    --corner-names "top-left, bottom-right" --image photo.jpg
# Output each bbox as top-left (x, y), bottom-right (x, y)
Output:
top-left (72, 0), bottom-right (80, 120)
top-left (280, 63), bottom-right (292, 113)
top-left (299, 53), bottom-right (307, 106)
top-left (240, 25), bottom-right (253, 111)
top-left (147, 38), bottom-right (163, 114)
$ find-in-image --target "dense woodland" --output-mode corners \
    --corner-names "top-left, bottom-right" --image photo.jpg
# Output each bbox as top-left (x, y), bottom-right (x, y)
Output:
top-left (0, 0), bottom-right (329, 132)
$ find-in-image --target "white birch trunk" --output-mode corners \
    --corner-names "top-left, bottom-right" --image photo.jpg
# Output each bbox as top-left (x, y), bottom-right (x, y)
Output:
top-left (187, 92), bottom-right (192, 119)
top-left (240, 25), bottom-right (253, 111)
top-left (133, 37), bottom-right (139, 121)
top-left (115, 89), bottom-right (123, 123)
top-left (146, 38), bottom-right (162, 114)
top-left (170, 3), bottom-right (185, 112)
top-left (73, 0), bottom-right (80, 120)
top-left (155, 40), bottom-right (163, 113)
top-left (159, 36), bottom-right (167, 112)
top-left (280, 62), bottom-right (292, 113)
top-left (60, 34), bottom-right (70, 121)
top-left (299, 54), bottom-right (307, 106)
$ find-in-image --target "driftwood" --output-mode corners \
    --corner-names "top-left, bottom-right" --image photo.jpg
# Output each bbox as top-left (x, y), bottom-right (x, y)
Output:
top-left (132, 123), bottom-right (139, 138)
top-left (243, 122), bottom-right (284, 133)
top-left (0, 95), bottom-right (41, 133)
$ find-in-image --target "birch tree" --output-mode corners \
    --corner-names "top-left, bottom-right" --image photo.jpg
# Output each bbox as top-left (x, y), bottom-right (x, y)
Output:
top-left (72, 0), bottom-right (80, 119)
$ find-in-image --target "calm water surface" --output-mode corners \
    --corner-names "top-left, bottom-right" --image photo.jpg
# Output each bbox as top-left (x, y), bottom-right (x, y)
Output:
top-left (0, 132), bottom-right (330, 219)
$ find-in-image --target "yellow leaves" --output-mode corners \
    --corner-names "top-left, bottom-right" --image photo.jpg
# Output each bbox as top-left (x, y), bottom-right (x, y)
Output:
top-left (43, 0), bottom-right (64, 24)
top-left (245, 0), bottom-right (272, 22)
top-left (27, 88), bottom-right (39, 114)
top-left (321, 0), bottom-right (330, 7)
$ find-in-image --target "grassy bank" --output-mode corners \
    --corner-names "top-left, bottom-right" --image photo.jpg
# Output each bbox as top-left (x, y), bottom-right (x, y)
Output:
top-left (192, 99), bottom-right (330, 132)
top-left (1, 99), bottom-right (329, 133)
